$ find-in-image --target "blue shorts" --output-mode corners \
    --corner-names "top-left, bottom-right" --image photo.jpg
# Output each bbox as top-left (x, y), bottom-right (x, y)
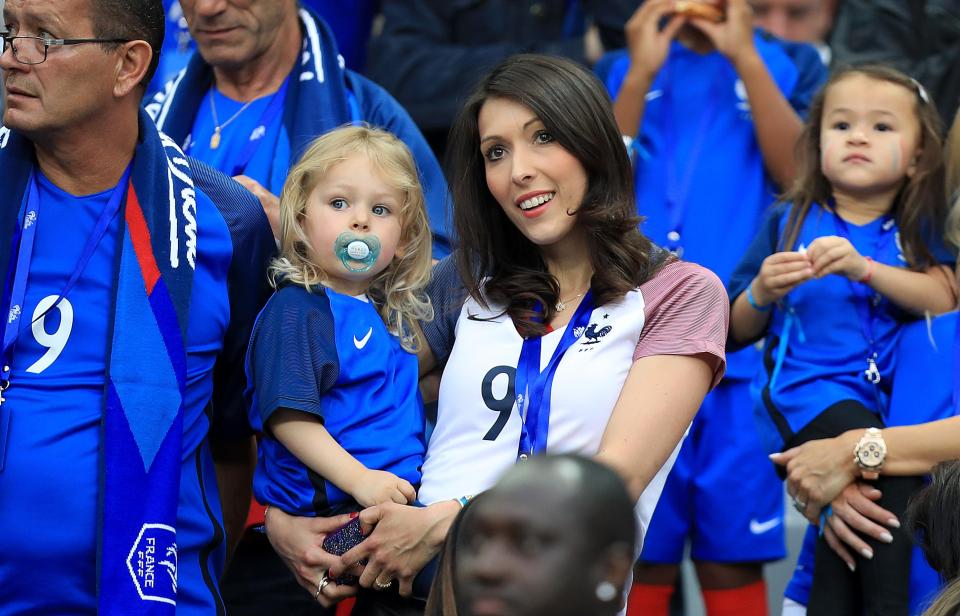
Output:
top-left (784, 524), bottom-right (941, 615)
top-left (640, 379), bottom-right (786, 563)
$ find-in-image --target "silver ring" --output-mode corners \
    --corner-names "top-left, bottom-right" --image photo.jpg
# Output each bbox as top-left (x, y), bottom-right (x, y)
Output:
top-left (315, 573), bottom-right (330, 601)
top-left (373, 577), bottom-right (393, 591)
top-left (792, 497), bottom-right (808, 514)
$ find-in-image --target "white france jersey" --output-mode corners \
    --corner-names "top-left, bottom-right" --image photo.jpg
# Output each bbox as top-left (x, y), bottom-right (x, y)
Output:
top-left (419, 288), bottom-right (683, 543)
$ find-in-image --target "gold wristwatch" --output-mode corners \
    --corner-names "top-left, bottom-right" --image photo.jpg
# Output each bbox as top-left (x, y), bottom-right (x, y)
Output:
top-left (853, 427), bottom-right (886, 480)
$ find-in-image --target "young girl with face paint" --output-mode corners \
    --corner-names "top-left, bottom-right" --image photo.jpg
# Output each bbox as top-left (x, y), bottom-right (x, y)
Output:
top-left (729, 64), bottom-right (958, 615)
top-left (244, 126), bottom-right (433, 548)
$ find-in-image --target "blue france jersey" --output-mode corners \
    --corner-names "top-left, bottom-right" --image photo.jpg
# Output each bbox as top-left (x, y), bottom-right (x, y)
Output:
top-left (247, 284), bottom-right (425, 516)
top-left (0, 173), bottom-right (233, 612)
top-left (187, 85), bottom-right (291, 196)
top-left (602, 32), bottom-right (826, 379)
top-left (729, 204), bottom-right (956, 453)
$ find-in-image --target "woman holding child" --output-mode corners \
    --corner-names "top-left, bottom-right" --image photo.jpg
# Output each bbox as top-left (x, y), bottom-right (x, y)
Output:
top-left (263, 54), bottom-right (728, 614)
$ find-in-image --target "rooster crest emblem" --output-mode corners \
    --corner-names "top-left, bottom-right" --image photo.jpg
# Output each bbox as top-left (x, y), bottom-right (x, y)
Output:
top-left (575, 323), bottom-right (613, 345)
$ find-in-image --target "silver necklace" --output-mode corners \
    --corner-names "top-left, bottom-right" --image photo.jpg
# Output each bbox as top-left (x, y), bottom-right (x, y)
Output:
top-left (555, 292), bottom-right (586, 312)
top-left (209, 90), bottom-right (256, 150)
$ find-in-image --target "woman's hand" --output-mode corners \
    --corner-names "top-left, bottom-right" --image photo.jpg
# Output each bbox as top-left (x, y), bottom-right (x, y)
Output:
top-left (335, 500), bottom-right (461, 597)
top-left (264, 507), bottom-right (359, 606)
top-left (770, 432), bottom-right (860, 509)
top-left (805, 235), bottom-right (870, 281)
top-left (820, 483), bottom-right (900, 571)
top-left (750, 251), bottom-right (813, 307)
top-left (353, 470), bottom-right (417, 508)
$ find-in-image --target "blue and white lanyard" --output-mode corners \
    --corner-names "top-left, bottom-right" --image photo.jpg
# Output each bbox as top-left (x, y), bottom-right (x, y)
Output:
top-left (0, 167), bottom-right (131, 396)
top-left (832, 211), bottom-right (897, 388)
top-left (662, 66), bottom-right (725, 256)
top-left (513, 291), bottom-right (594, 460)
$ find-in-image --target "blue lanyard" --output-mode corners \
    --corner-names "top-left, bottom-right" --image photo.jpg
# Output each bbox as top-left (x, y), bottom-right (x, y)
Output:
top-left (229, 78), bottom-right (290, 177)
top-left (832, 210), bottom-right (897, 386)
top-left (662, 63), bottom-right (726, 256)
top-left (514, 291), bottom-right (594, 460)
top-left (0, 167), bottom-right (131, 387)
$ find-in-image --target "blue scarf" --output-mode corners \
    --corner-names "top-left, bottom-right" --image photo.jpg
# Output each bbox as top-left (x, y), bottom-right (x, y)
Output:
top-left (0, 110), bottom-right (197, 615)
top-left (147, 5), bottom-right (353, 164)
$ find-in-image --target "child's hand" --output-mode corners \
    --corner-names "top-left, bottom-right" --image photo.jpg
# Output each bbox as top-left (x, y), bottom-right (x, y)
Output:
top-left (686, 0), bottom-right (758, 68)
top-left (623, 0), bottom-right (687, 82)
top-left (752, 251), bottom-right (814, 306)
top-left (806, 236), bottom-right (870, 281)
top-left (352, 470), bottom-right (417, 508)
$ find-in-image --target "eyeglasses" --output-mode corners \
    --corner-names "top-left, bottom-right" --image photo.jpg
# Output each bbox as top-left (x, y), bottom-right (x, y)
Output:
top-left (1, 34), bottom-right (131, 66)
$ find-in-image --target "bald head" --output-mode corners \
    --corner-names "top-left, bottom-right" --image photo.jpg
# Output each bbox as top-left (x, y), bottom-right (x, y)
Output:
top-left (455, 455), bottom-right (636, 616)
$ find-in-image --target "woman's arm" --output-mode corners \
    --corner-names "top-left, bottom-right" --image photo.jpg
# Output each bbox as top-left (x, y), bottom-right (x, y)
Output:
top-left (268, 409), bottom-right (416, 507)
top-left (595, 353), bottom-right (714, 501)
top-left (773, 416), bottom-right (960, 508)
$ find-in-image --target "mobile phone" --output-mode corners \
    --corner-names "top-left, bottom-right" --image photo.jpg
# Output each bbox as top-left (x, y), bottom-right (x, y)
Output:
top-left (322, 516), bottom-right (366, 586)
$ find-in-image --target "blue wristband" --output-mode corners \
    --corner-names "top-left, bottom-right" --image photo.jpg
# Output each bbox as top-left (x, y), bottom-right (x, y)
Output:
top-left (818, 505), bottom-right (833, 537)
top-left (746, 284), bottom-right (772, 312)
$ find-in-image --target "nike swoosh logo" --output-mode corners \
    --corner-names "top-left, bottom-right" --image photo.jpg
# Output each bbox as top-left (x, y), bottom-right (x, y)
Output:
top-left (645, 89), bottom-right (664, 102)
top-left (354, 327), bottom-right (373, 350)
top-left (749, 517), bottom-right (782, 535)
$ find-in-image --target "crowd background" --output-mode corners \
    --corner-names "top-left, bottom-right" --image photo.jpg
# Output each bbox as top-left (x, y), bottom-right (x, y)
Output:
top-left (3, 0), bottom-right (960, 615)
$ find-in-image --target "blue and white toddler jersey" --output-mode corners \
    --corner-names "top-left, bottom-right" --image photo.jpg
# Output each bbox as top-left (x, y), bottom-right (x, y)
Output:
top-left (247, 284), bottom-right (425, 516)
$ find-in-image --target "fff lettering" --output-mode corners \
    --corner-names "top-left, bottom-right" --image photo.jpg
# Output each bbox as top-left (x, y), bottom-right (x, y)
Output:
top-left (136, 537), bottom-right (158, 589)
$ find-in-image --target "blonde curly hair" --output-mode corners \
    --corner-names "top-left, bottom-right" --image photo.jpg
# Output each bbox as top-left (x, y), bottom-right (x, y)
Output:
top-left (270, 125), bottom-right (434, 351)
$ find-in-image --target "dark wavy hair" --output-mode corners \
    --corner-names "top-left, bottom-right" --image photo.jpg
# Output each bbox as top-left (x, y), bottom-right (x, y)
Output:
top-left (781, 64), bottom-right (947, 270)
top-left (908, 460), bottom-right (960, 582)
top-left (446, 54), bottom-right (664, 337)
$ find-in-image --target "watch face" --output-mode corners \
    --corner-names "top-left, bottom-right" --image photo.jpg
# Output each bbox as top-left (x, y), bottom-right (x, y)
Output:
top-left (858, 440), bottom-right (885, 469)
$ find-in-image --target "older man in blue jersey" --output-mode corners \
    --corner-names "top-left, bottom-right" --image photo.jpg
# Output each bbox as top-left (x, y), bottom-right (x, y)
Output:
top-left (0, 0), bottom-right (276, 613)
top-left (146, 0), bottom-right (453, 259)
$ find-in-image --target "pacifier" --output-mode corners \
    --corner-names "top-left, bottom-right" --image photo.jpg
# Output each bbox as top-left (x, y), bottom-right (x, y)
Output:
top-left (334, 232), bottom-right (381, 273)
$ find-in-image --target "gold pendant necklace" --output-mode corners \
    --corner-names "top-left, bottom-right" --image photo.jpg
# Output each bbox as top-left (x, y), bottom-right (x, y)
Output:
top-left (209, 90), bottom-right (255, 150)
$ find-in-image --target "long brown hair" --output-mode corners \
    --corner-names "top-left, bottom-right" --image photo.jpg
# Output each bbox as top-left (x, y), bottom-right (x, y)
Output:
top-left (781, 64), bottom-right (946, 270)
top-left (945, 109), bottom-right (960, 249)
top-left (446, 54), bottom-right (665, 338)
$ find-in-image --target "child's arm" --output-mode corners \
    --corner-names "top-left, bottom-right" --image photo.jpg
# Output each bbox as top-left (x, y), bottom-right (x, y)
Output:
top-left (612, 0), bottom-right (686, 136)
top-left (688, 0), bottom-right (810, 188)
top-left (806, 236), bottom-right (958, 315)
top-left (730, 251), bottom-right (813, 344)
top-left (268, 409), bottom-right (417, 509)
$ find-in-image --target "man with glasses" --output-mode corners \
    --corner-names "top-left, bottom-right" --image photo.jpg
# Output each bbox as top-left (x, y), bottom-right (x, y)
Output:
top-left (0, 1), bottom-right (274, 614)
